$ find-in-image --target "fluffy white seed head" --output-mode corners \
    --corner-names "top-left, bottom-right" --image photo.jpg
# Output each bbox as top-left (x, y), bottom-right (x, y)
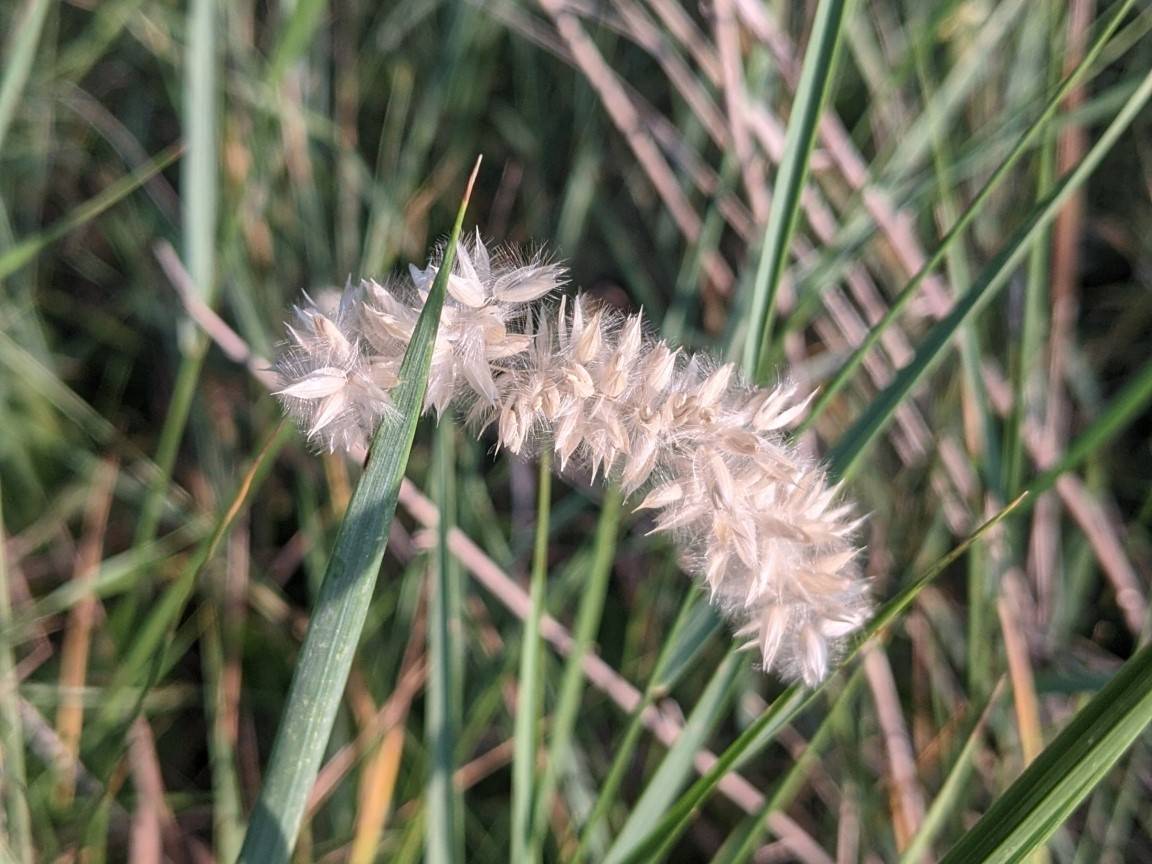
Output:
top-left (274, 237), bottom-right (871, 685)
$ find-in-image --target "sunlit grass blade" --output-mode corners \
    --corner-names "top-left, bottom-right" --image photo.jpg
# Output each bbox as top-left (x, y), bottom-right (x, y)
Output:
top-left (939, 642), bottom-right (1152, 864)
top-left (0, 144), bottom-right (182, 280)
top-left (0, 483), bottom-right (33, 864)
top-left (267, 0), bottom-right (328, 83)
top-left (743, 0), bottom-right (853, 379)
top-left (825, 68), bottom-right (1152, 481)
top-left (798, 0), bottom-right (1138, 436)
top-left (572, 592), bottom-right (715, 863)
top-left (1029, 354), bottom-right (1152, 496)
top-left (615, 494), bottom-right (1027, 864)
top-left (131, 0), bottom-right (219, 550)
top-left (427, 420), bottom-right (464, 864)
top-left (91, 422), bottom-right (292, 737)
top-left (899, 683), bottom-right (1006, 864)
top-left (236, 157), bottom-right (481, 864)
top-left (603, 653), bottom-right (742, 863)
top-left (527, 488), bottom-right (622, 859)
top-left (0, 0), bottom-right (51, 156)
top-left (510, 450), bottom-right (552, 863)
top-left (718, 667), bottom-right (867, 864)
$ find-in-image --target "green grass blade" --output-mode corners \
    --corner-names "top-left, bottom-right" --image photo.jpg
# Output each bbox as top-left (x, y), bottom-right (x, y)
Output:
top-left (0, 0), bottom-right (51, 157)
top-left (236, 158), bottom-right (480, 864)
top-left (615, 495), bottom-right (1026, 864)
top-left (899, 684), bottom-right (1005, 864)
top-left (825, 67), bottom-right (1152, 481)
top-left (939, 643), bottom-right (1152, 864)
top-left (720, 668), bottom-right (867, 864)
top-left (527, 488), bottom-right (622, 859)
top-left (603, 653), bottom-right (742, 864)
top-left (1030, 354), bottom-right (1152, 496)
top-left (132, 0), bottom-right (219, 548)
top-left (743, 0), bottom-right (853, 380)
top-left (510, 450), bottom-right (552, 863)
top-left (571, 592), bottom-right (712, 863)
top-left (0, 483), bottom-right (33, 864)
top-left (267, 0), bottom-right (329, 83)
top-left (183, 0), bottom-right (217, 306)
top-left (201, 605), bottom-right (245, 863)
top-left (798, 0), bottom-right (1138, 437)
top-left (91, 423), bottom-right (292, 735)
top-left (0, 144), bottom-right (182, 280)
top-left (427, 420), bottom-right (464, 864)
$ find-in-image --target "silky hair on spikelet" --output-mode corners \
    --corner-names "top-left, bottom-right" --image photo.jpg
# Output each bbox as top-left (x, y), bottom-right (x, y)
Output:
top-left (274, 231), bottom-right (871, 686)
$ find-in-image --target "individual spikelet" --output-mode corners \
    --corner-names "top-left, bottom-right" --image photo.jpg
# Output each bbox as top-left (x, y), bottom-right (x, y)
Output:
top-left (274, 232), bottom-right (870, 686)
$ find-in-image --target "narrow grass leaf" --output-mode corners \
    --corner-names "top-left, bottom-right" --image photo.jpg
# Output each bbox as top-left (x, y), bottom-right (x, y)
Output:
top-left (603, 653), bottom-right (742, 864)
top-left (1030, 354), bottom-right (1152, 496)
top-left (236, 158), bottom-right (480, 864)
top-left (743, 0), bottom-right (853, 380)
top-left (0, 0), bottom-right (51, 156)
top-left (0, 144), bottom-right (182, 280)
top-left (572, 592), bottom-right (710, 863)
top-left (0, 483), bottom-right (33, 864)
top-left (939, 642), bottom-right (1152, 864)
top-left (722, 668), bottom-right (867, 864)
top-left (799, 0), bottom-right (1138, 436)
top-left (511, 450), bottom-right (552, 863)
top-left (132, 0), bottom-right (219, 549)
top-left (825, 68), bottom-right (1152, 481)
top-left (267, 0), bottom-right (329, 83)
top-left (92, 423), bottom-right (292, 736)
top-left (528, 488), bottom-right (622, 859)
top-left (900, 683), bottom-right (1006, 864)
top-left (427, 420), bottom-right (464, 864)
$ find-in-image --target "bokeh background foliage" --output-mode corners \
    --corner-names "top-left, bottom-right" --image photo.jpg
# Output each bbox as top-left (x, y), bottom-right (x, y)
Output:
top-left (1, 0), bottom-right (1151, 862)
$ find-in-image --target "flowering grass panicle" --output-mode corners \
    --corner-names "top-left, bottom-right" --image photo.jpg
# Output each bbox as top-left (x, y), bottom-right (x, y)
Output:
top-left (274, 234), bottom-right (870, 685)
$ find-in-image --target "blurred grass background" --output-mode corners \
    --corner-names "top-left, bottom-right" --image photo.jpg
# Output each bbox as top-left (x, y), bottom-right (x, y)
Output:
top-left (1, 0), bottom-right (1151, 861)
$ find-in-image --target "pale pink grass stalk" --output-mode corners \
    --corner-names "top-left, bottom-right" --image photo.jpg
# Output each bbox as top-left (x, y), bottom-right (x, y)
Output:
top-left (273, 235), bottom-right (870, 685)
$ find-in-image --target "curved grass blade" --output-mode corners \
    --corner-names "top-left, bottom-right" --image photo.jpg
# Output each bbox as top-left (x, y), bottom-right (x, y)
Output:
top-left (743, 0), bottom-right (853, 380)
top-left (571, 592), bottom-right (715, 863)
top-left (0, 144), bottom-right (182, 280)
top-left (132, 0), bottom-right (219, 551)
top-left (719, 667), bottom-right (867, 864)
top-left (825, 67), bottom-right (1152, 481)
top-left (236, 157), bottom-right (481, 864)
top-left (939, 642), bottom-right (1152, 864)
top-left (899, 682), bottom-right (1006, 864)
top-left (0, 0), bottom-right (51, 157)
top-left (603, 653), bottom-right (742, 864)
top-left (527, 488), bottom-right (622, 860)
top-left (510, 449), bottom-right (552, 864)
top-left (615, 494), bottom-right (1026, 864)
top-left (90, 422), bottom-right (292, 740)
top-left (0, 483), bottom-right (33, 864)
top-left (267, 0), bottom-right (329, 83)
top-left (427, 419), bottom-right (464, 864)
top-left (798, 0), bottom-right (1138, 437)
top-left (1030, 354), bottom-right (1152, 497)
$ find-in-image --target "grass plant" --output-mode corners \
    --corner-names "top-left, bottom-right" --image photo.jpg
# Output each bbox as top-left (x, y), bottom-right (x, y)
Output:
top-left (1, 1), bottom-right (1151, 861)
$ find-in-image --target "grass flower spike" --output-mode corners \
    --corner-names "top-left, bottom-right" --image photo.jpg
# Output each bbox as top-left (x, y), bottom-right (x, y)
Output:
top-left (275, 234), bottom-right (870, 685)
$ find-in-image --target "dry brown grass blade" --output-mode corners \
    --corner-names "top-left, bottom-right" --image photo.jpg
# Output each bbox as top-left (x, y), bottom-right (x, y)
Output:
top-left (983, 363), bottom-right (1147, 635)
top-left (998, 570), bottom-right (1045, 765)
top-left (54, 456), bottom-right (118, 807)
top-left (535, 0), bottom-right (735, 294)
top-left (1032, 0), bottom-right (1096, 631)
top-left (864, 646), bottom-right (926, 852)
